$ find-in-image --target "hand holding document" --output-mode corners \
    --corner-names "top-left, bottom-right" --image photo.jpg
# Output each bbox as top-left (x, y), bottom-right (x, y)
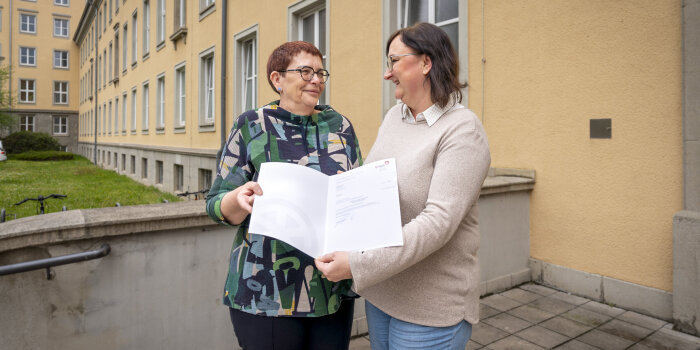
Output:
top-left (248, 159), bottom-right (404, 257)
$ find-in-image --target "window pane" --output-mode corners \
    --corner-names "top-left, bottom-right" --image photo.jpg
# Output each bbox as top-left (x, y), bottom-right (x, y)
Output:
top-left (439, 22), bottom-right (458, 52)
top-left (318, 9), bottom-right (326, 55)
top-left (302, 15), bottom-right (314, 43)
top-left (436, 0), bottom-right (458, 23)
top-left (406, 0), bottom-right (429, 26)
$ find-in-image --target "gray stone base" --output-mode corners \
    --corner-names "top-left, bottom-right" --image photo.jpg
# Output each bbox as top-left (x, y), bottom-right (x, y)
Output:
top-left (530, 258), bottom-right (673, 321)
top-left (673, 210), bottom-right (700, 335)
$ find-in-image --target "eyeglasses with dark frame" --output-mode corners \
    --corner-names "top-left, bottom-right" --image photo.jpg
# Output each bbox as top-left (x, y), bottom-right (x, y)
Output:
top-left (279, 66), bottom-right (330, 83)
top-left (386, 53), bottom-right (419, 70)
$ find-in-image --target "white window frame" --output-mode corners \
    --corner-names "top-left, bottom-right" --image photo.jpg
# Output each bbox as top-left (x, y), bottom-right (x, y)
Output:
top-left (19, 46), bottom-right (36, 66)
top-left (234, 25), bottom-right (258, 115)
top-left (121, 92), bottom-right (127, 134)
top-left (157, 0), bottom-right (165, 45)
top-left (131, 11), bottom-right (138, 65)
top-left (156, 73), bottom-right (165, 129)
top-left (20, 115), bottom-right (35, 131)
top-left (131, 87), bottom-right (137, 133)
top-left (54, 0), bottom-right (70, 6)
top-left (174, 62), bottom-right (186, 128)
top-left (54, 50), bottom-right (69, 69)
top-left (114, 97), bottom-right (120, 134)
top-left (54, 18), bottom-right (69, 38)
top-left (108, 100), bottom-right (113, 135)
top-left (20, 13), bottom-right (36, 34)
top-left (53, 81), bottom-right (69, 105)
top-left (53, 116), bottom-right (68, 135)
top-left (122, 24), bottom-right (128, 73)
top-left (108, 42), bottom-right (113, 82)
top-left (143, 0), bottom-right (150, 57)
top-left (176, 0), bottom-right (186, 29)
top-left (142, 81), bottom-right (150, 132)
top-left (289, 0), bottom-right (329, 105)
top-left (19, 79), bottom-right (36, 103)
top-left (199, 47), bottom-right (215, 126)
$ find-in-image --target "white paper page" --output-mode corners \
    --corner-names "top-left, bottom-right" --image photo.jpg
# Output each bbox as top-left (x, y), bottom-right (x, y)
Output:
top-left (248, 162), bottom-right (329, 257)
top-left (324, 159), bottom-right (403, 253)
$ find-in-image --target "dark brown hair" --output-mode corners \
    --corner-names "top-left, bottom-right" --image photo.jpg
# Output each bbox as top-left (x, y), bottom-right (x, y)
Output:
top-left (266, 41), bottom-right (324, 94)
top-left (386, 22), bottom-right (467, 108)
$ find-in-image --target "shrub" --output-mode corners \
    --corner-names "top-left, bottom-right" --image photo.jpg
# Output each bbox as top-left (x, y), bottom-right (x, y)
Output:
top-left (2, 131), bottom-right (62, 154)
top-left (12, 151), bottom-right (74, 161)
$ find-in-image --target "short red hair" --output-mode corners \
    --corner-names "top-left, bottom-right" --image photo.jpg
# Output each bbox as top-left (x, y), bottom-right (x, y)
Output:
top-left (266, 41), bottom-right (323, 94)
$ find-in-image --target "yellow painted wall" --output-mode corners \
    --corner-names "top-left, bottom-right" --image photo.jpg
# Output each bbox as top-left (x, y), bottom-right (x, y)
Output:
top-left (467, 0), bottom-right (682, 291)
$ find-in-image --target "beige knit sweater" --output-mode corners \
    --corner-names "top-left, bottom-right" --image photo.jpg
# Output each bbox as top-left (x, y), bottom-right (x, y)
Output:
top-left (348, 103), bottom-right (491, 327)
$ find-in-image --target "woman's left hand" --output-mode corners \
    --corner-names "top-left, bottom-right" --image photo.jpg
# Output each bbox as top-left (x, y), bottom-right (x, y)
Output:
top-left (315, 252), bottom-right (352, 282)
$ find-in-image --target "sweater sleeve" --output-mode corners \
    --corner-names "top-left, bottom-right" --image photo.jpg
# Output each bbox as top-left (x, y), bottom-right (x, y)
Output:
top-left (348, 113), bottom-right (491, 292)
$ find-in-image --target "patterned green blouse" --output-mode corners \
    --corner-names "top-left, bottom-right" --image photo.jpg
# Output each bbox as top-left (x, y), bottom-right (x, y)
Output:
top-left (205, 101), bottom-right (363, 317)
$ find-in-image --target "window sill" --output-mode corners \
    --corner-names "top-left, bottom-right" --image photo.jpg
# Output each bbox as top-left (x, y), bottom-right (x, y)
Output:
top-left (142, 52), bottom-right (150, 61)
top-left (199, 4), bottom-right (216, 21)
top-left (174, 126), bottom-right (186, 134)
top-left (156, 41), bottom-right (165, 52)
top-left (169, 27), bottom-right (188, 49)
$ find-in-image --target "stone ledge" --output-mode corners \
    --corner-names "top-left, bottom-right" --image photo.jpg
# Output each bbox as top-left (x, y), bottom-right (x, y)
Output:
top-left (482, 168), bottom-right (536, 195)
top-left (0, 201), bottom-right (215, 253)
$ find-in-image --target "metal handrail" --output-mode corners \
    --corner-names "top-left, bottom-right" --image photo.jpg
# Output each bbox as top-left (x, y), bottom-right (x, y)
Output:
top-left (0, 243), bottom-right (111, 278)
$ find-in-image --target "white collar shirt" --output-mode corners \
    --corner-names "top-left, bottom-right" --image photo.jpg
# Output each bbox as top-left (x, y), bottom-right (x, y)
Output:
top-left (400, 97), bottom-right (463, 127)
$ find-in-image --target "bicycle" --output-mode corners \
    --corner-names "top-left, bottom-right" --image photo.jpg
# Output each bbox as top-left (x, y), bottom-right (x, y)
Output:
top-left (13, 194), bottom-right (68, 215)
top-left (176, 188), bottom-right (210, 201)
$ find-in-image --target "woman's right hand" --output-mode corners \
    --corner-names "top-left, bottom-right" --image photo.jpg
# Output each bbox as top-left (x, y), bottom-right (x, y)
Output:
top-left (220, 181), bottom-right (263, 225)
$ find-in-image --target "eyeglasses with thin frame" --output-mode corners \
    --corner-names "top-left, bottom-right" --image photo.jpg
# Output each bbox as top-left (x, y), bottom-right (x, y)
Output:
top-left (386, 53), bottom-right (419, 70)
top-left (279, 66), bottom-right (330, 83)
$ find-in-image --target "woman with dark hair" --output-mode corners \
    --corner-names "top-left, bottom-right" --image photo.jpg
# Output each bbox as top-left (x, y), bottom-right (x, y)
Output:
top-left (206, 41), bottom-right (362, 350)
top-left (316, 22), bottom-right (490, 349)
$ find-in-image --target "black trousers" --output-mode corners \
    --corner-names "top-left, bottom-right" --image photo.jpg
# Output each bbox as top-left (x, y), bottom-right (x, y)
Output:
top-left (229, 299), bottom-right (355, 350)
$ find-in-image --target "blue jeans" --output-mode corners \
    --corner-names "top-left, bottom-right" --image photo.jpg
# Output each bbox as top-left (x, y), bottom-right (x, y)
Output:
top-left (365, 300), bottom-right (472, 350)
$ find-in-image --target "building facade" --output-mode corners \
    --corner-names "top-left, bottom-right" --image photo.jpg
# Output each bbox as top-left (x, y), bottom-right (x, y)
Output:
top-left (0, 0), bottom-right (83, 150)
top-left (72, 0), bottom-right (697, 331)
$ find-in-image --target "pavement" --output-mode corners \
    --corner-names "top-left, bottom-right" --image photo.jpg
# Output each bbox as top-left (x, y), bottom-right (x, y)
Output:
top-left (348, 283), bottom-right (700, 350)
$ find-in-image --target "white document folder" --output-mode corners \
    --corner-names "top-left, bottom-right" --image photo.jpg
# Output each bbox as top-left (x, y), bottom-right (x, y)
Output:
top-left (248, 159), bottom-right (404, 257)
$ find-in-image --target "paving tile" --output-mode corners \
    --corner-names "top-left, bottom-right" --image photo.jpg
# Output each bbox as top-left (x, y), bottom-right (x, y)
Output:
top-left (507, 304), bottom-right (556, 324)
top-left (627, 343), bottom-right (656, 350)
top-left (540, 316), bottom-right (593, 338)
top-left (487, 335), bottom-right (545, 350)
top-left (616, 310), bottom-right (668, 330)
top-left (560, 306), bottom-right (611, 327)
top-left (465, 339), bottom-right (483, 350)
top-left (349, 335), bottom-right (371, 350)
top-left (579, 301), bottom-right (625, 318)
top-left (480, 303), bottom-right (502, 320)
top-left (481, 294), bottom-right (523, 312)
top-left (471, 321), bottom-right (510, 346)
top-left (637, 326), bottom-right (700, 350)
top-left (482, 313), bottom-right (533, 334)
top-left (519, 283), bottom-right (558, 296)
top-left (549, 291), bottom-right (589, 306)
top-left (576, 329), bottom-right (634, 350)
top-left (500, 288), bottom-right (543, 304)
top-left (515, 325), bottom-right (570, 349)
top-left (553, 339), bottom-right (601, 350)
top-left (529, 296), bottom-right (577, 315)
top-left (597, 319), bottom-right (654, 342)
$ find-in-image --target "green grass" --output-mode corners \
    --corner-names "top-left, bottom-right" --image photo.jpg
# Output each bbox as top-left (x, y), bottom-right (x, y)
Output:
top-left (0, 155), bottom-right (180, 220)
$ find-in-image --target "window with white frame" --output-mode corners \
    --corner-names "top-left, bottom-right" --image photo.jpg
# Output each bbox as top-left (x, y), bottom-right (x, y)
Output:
top-left (97, 54), bottom-right (102, 88)
top-left (114, 32), bottom-right (120, 76)
top-left (114, 97), bottom-right (120, 134)
top-left (103, 2), bottom-right (107, 31)
top-left (143, 0), bottom-right (150, 56)
top-left (53, 116), bottom-right (68, 135)
top-left (20, 14), bottom-right (36, 34)
top-left (108, 100), bottom-right (112, 134)
top-left (19, 47), bottom-right (36, 66)
top-left (156, 74), bottom-right (165, 128)
top-left (20, 115), bottom-right (35, 131)
top-left (200, 0), bottom-right (215, 13)
top-left (54, 18), bottom-right (69, 37)
top-left (55, 0), bottom-right (69, 6)
top-left (142, 82), bottom-right (150, 132)
top-left (54, 81), bottom-right (69, 104)
top-left (54, 50), bottom-right (69, 68)
top-left (398, 0), bottom-right (458, 49)
top-left (293, 3), bottom-right (327, 104)
top-left (174, 64), bottom-right (186, 127)
top-left (103, 48), bottom-right (107, 87)
top-left (174, 0), bottom-right (186, 30)
top-left (122, 24), bottom-right (128, 72)
top-left (102, 103), bottom-right (107, 134)
top-left (19, 79), bottom-right (35, 103)
top-left (131, 12), bottom-right (138, 64)
top-left (131, 87), bottom-right (137, 132)
top-left (109, 0), bottom-right (113, 20)
top-left (122, 92), bottom-right (127, 132)
top-left (157, 0), bottom-right (165, 44)
top-left (174, 164), bottom-right (183, 191)
top-left (235, 27), bottom-right (257, 114)
top-left (108, 42), bottom-right (113, 82)
top-left (199, 49), bottom-right (215, 125)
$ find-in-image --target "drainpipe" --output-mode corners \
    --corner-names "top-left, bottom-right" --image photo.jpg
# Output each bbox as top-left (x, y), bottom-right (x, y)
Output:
top-left (93, 1), bottom-right (98, 164)
top-left (8, 0), bottom-right (13, 108)
top-left (220, 0), bottom-right (228, 150)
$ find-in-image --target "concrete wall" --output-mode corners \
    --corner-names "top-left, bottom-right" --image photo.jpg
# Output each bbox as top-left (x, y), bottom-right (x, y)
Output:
top-left (0, 172), bottom-right (534, 349)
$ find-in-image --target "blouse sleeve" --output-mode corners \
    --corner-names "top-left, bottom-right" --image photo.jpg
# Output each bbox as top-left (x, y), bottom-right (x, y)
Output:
top-left (348, 114), bottom-right (491, 292)
top-left (205, 113), bottom-right (256, 226)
